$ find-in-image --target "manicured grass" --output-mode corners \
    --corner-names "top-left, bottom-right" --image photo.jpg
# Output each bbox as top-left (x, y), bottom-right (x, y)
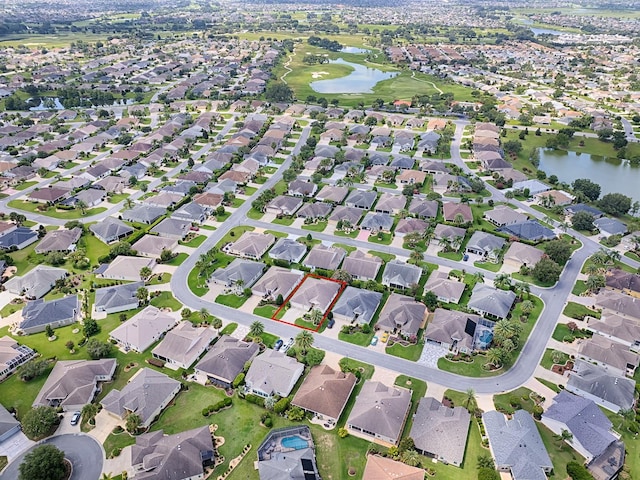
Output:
top-left (493, 387), bottom-right (535, 415)
top-left (216, 226), bottom-right (255, 249)
top-left (338, 329), bottom-right (374, 347)
top-left (571, 280), bottom-right (588, 296)
top-left (540, 348), bottom-right (570, 370)
top-left (552, 323), bottom-right (591, 342)
top-left (78, 234), bottom-right (111, 265)
top-left (473, 260), bottom-right (502, 272)
top-left (149, 292), bottom-right (182, 311)
top-left (334, 229), bottom-right (358, 238)
top-left (385, 339), bottom-right (424, 361)
top-left (148, 273), bottom-right (171, 285)
top-left (8, 241), bottom-right (40, 275)
top-left (535, 377), bottom-right (561, 393)
top-left (563, 301), bottom-right (600, 320)
top-left (220, 323), bottom-right (238, 335)
top-left (368, 250), bottom-right (395, 263)
top-left (179, 235), bottom-right (206, 247)
top-left (253, 304), bottom-right (278, 318)
top-left (7, 200), bottom-right (106, 219)
top-left (538, 421), bottom-right (585, 478)
top-left (301, 221), bottom-right (327, 232)
top-left (264, 230), bottom-right (288, 239)
top-left (14, 181), bottom-right (38, 190)
top-left (107, 193), bottom-right (128, 204)
top-left (394, 375), bottom-right (427, 437)
top-left (332, 243), bottom-right (357, 254)
top-left (367, 232), bottom-right (392, 245)
top-left (271, 216), bottom-right (295, 226)
top-left (339, 358), bottom-right (375, 381)
top-left (0, 456), bottom-right (7, 472)
top-left (438, 250), bottom-right (463, 261)
top-left (258, 332), bottom-right (279, 348)
top-left (164, 252), bottom-right (188, 266)
top-left (604, 409), bottom-right (640, 480)
top-left (215, 293), bottom-right (249, 308)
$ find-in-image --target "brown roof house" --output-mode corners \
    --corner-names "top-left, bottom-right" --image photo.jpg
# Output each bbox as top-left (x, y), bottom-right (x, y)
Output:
top-left (423, 270), bottom-right (465, 304)
top-left (375, 293), bottom-right (426, 337)
top-left (289, 277), bottom-right (342, 313)
top-left (362, 455), bottom-right (424, 480)
top-left (605, 269), bottom-right (640, 298)
top-left (443, 202), bottom-right (473, 223)
top-left (194, 335), bottom-right (260, 387)
top-left (346, 380), bottom-right (411, 446)
top-left (292, 365), bottom-right (356, 424)
top-left (577, 334), bottom-right (640, 377)
top-left (425, 308), bottom-right (494, 354)
top-left (35, 227), bottom-right (82, 254)
top-left (225, 231), bottom-right (275, 260)
top-left (33, 359), bottom-right (117, 411)
top-left (503, 242), bottom-right (545, 271)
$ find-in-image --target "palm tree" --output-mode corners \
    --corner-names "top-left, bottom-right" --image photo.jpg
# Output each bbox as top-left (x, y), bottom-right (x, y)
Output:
top-left (554, 429), bottom-right (573, 449)
top-left (211, 316), bottom-right (223, 332)
top-left (586, 274), bottom-right (605, 293)
top-left (464, 388), bottom-right (476, 409)
top-left (124, 198), bottom-right (134, 209)
top-left (199, 307), bottom-right (210, 322)
top-left (514, 282), bottom-right (530, 300)
top-left (473, 271), bottom-right (485, 284)
top-left (295, 330), bottom-right (314, 355)
top-left (309, 308), bottom-right (323, 326)
top-left (453, 213), bottom-right (465, 225)
top-left (139, 266), bottom-right (152, 282)
top-left (485, 347), bottom-right (504, 368)
top-left (520, 300), bottom-right (534, 316)
top-left (409, 249), bottom-right (423, 265)
top-left (76, 199), bottom-right (87, 214)
top-left (400, 449), bottom-right (421, 467)
top-left (493, 273), bottom-right (511, 290)
top-left (136, 286), bottom-right (149, 305)
top-left (584, 263), bottom-right (601, 276)
top-left (249, 321), bottom-right (264, 338)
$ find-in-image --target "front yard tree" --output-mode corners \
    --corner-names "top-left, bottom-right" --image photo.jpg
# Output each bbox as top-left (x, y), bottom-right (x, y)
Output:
top-left (136, 287), bottom-right (149, 305)
top-left (86, 338), bottom-right (112, 359)
top-left (19, 444), bottom-right (66, 480)
top-left (543, 240), bottom-right (572, 265)
top-left (532, 256), bottom-right (562, 284)
top-left (571, 211), bottom-right (595, 231)
top-left (295, 330), bottom-right (314, 355)
top-left (139, 266), bottom-right (152, 282)
top-left (126, 413), bottom-right (141, 434)
top-left (21, 406), bottom-right (59, 440)
top-left (249, 321), bottom-right (264, 338)
top-left (83, 318), bottom-right (100, 337)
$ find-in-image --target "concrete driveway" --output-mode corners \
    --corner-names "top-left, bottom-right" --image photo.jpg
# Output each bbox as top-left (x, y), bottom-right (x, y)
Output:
top-left (88, 410), bottom-right (122, 444)
top-left (0, 434), bottom-right (104, 480)
top-left (0, 431), bottom-right (34, 462)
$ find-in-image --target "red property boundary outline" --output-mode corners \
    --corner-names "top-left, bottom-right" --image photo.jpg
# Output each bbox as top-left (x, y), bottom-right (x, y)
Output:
top-left (271, 273), bottom-right (347, 332)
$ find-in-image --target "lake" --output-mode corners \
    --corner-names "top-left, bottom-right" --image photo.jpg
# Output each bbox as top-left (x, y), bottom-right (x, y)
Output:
top-left (538, 149), bottom-right (640, 202)
top-left (309, 58), bottom-right (398, 94)
top-left (530, 27), bottom-right (566, 36)
top-left (340, 46), bottom-right (370, 54)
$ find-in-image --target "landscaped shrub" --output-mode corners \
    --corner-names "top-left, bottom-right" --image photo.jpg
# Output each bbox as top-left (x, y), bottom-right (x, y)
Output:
top-left (273, 397), bottom-right (290, 414)
top-left (245, 394), bottom-right (265, 407)
top-left (566, 461), bottom-right (595, 480)
top-left (532, 405), bottom-right (543, 420)
top-left (232, 373), bottom-right (245, 388)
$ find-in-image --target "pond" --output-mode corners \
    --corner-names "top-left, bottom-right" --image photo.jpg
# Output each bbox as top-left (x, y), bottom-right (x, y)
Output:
top-left (530, 27), bottom-right (566, 36)
top-left (340, 46), bottom-right (370, 54)
top-left (538, 148), bottom-right (640, 202)
top-left (309, 58), bottom-right (398, 94)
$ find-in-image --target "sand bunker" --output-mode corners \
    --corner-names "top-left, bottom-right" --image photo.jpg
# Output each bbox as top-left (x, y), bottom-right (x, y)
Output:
top-left (311, 71), bottom-right (330, 79)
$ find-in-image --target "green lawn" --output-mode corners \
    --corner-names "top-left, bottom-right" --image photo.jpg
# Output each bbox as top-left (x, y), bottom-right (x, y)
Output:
top-left (165, 252), bottom-right (188, 266)
top-left (562, 301), bottom-right (600, 320)
top-left (538, 421), bottom-right (585, 478)
top-left (220, 323), bottom-right (238, 335)
top-left (271, 216), bottom-right (295, 226)
top-left (540, 348), bottom-right (570, 370)
top-left (14, 181), bottom-right (38, 190)
top-left (571, 281), bottom-right (588, 296)
top-left (215, 293), bottom-right (249, 308)
top-left (535, 377), bottom-right (561, 393)
top-left (394, 375), bottom-right (427, 438)
top-left (604, 409), bottom-right (640, 480)
top-left (107, 193), bottom-right (128, 204)
top-left (473, 260), bottom-right (502, 272)
top-left (438, 251), bottom-right (463, 261)
top-left (385, 339), bottom-right (424, 361)
top-left (180, 235), bottom-right (207, 247)
top-left (551, 323), bottom-right (591, 342)
top-left (338, 329), bottom-right (374, 347)
top-left (301, 221), bottom-right (327, 232)
top-left (78, 234), bottom-right (111, 265)
top-left (149, 292), bottom-right (182, 311)
top-left (493, 387), bottom-right (535, 415)
top-left (367, 250), bottom-right (395, 263)
top-left (216, 226), bottom-right (255, 249)
top-left (367, 232), bottom-right (392, 245)
top-left (334, 229), bottom-right (358, 238)
top-left (7, 200), bottom-right (106, 219)
top-left (253, 305), bottom-right (278, 319)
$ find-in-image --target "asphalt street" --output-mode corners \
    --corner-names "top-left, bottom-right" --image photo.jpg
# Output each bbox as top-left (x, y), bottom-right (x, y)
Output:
top-left (0, 434), bottom-right (104, 480)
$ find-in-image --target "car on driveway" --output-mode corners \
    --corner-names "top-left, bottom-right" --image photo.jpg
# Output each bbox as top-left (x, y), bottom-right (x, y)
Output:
top-left (70, 412), bottom-right (81, 426)
top-left (274, 339), bottom-right (284, 351)
top-left (380, 332), bottom-right (389, 343)
top-left (370, 336), bottom-right (378, 346)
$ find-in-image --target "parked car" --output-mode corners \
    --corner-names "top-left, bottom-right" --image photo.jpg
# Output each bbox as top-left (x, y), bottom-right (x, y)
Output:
top-left (70, 411), bottom-right (81, 426)
top-left (380, 332), bottom-right (390, 343)
top-left (326, 318), bottom-right (335, 329)
top-left (370, 336), bottom-right (379, 346)
top-left (463, 254), bottom-right (469, 261)
top-left (274, 339), bottom-right (284, 351)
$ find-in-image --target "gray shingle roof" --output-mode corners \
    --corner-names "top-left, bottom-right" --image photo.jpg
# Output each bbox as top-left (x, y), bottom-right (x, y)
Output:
top-left (209, 259), bottom-right (264, 288)
top-left (5, 265), bottom-right (67, 299)
top-left (122, 204), bottom-right (166, 224)
top-left (20, 295), bottom-right (79, 331)
top-left (94, 281), bottom-right (144, 312)
top-left (268, 238), bottom-right (307, 263)
top-left (89, 216), bottom-right (133, 242)
top-left (497, 220), bottom-right (555, 241)
top-left (331, 287), bottom-right (382, 324)
top-left (468, 284), bottom-right (516, 319)
top-left (382, 260), bottom-right (422, 288)
top-left (360, 212), bottom-right (394, 232)
top-left (567, 360), bottom-right (636, 412)
top-left (195, 335), bottom-right (259, 384)
top-left (375, 293), bottom-right (426, 336)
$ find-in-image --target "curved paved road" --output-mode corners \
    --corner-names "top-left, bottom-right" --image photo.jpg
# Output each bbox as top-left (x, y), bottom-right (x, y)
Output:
top-left (0, 434), bottom-right (104, 480)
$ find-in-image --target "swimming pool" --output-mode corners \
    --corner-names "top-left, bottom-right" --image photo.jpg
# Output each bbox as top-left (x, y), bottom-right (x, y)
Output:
top-left (281, 435), bottom-right (309, 450)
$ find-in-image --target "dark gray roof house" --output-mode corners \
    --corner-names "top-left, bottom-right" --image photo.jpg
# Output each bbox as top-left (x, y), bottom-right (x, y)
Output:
top-left (268, 238), bottom-right (307, 264)
top-left (210, 259), bottom-right (265, 291)
top-left (0, 227), bottom-right (38, 251)
top-left (567, 360), bottom-right (636, 413)
top-left (497, 220), bottom-right (555, 241)
top-left (410, 397), bottom-right (470, 466)
top-left (331, 287), bottom-right (382, 325)
top-left (296, 202), bottom-right (332, 220)
top-left (122, 204), bottom-right (166, 225)
top-left (328, 206), bottom-right (364, 225)
top-left (389, 155), bottom-right (414, 170)
top-left (345, 190), bottom-right (377, 210)
top-left (468, 284), bottom-right (516, 319)
top-left (360, 212), bottom-right (394, 233)
top-left (465, 231), bottom-right (505, 262)
top-left (0, 403), bottom-right (20, 443)
top-left (408, 198), bottom-right (438, 219)
top-left (94, 281), bottom-right (144, 314)
top-left (195, 335), bottom-right (260, 387)
top-left (90, 216), bottom-right (133, 244)
top-left (382, 260), bottom-right (422, 290)
top-left (483, 410), bottom-right (552, 480)
top-left (542, 391), bottom-right (621, 464)
top-left (151, 217), bottom-right (191, 240)
top-left (161, 180), bottom-right (196, 197)
top-left (130, 427), bottom-right (215, 480)
top-left (257, 426), bottom-right (321, 480)
top-left (172, 202), bottom-right (209, 224)
top-left (594, 217), bottom-right (627, 237)
top-left (565, 204), bottom-right (603, 218)
top-left (20, 295), bottom-right (79, 335)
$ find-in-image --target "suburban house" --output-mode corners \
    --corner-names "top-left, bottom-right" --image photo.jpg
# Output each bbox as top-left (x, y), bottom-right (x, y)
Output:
top-left (483, 410), bottom-right (552, 480)
top-left (503, 242), bottom-right (544, 270)
top-left (303, 244), bottom-right (346, 271)
top-left (257, 426), bottom-right (321, 480)
top-left (328, 206), bottom-right (364, 226)
top-left (268, 238), bottom-right (307, 264)
top-left (375, 293), bottom-right (426, 337)
top-left (0, 404), bottom-right (20, 443)
top-left (342, 250), bottom-right (383, 281)
top-left (19, 295), bottom-right (79, 335)
top-left (109, 306), bottom-right (179, 353)
top-left (381, 260), bottom-right (422, 290)
top-left (265, 195), bottom-right (303, 216)
top-left (410, 397), bottom-right (470, 466)
top-left (360, 212), bottom-right (394, 233)
top-left (150, 218), bottom-right (192, 241)
top-left (316, 185), bottom-right (349, 204)
top-left (33, 359), bottom-right (117, 411)
top-left (225, 231), bottom-right (275, 260)
top-left (468, 284), bottom-right (516, 320)
top-left (362, 455), bottom-right (424, 480)
top-left (0, 336), bottom-right (35, 381)
top-left (209, 259), bottom-right (265, 293)
top-left (397, 169), bottom-right (427, 185)
top-left (345, 190), bottom-right (377, 210)
top-left (374, 193), bottom-right (406, 215)
top-left (595, 290), bottom-right (640, 321)
top-left (194, 335), bottom-right (260, 387)
top-left (245, 349), bottom-right (304, 398)
top-left (94, 281), bottom-right (144, 314)
top-left (98, 256), bottom-right (156, 282)
top-left (172, 201), bottom-right (210, 224)
top-left (89, 216), bottom-right (133, 244)
top-left (542, 391), bottom-right (624, 478)
top-left (101, 368), bottom-right (181, 428)
top-left (122, 204), bottom-right (166, 225)
top-left (288, 179), bottom-right (317, 197)
top-left (497, 220), bottom-right (555, 241)
top-left (465, 231), bottom-right (505, 262)
top-left (332, 287), bottom-right (383, 325)
top-left (442, 202), bottom-right (473, 223)
top-left (35, 227), bottom-right (82, 254)
top-left (296, 202), bottom-right (333, 221)
top-left (289, 277), bottom-right (342, 313)
top-left (605, 269), bottom-right (640, 298)
top-left (5, 265), bottom-right (67, 299)
top-left (534, 189), bottom-right (574, 207)
top-left (395, 218), bottom-right (429, 237)
top-left (567, 360), bottom-right (636, 413)
top-left (130, 427), bottom-right (215, 480)
top-left (408, 198), bottom-right (439, 219)
top-left (292, 365), bottom-right (357, 424)
top-left (425, 308), bottom-right (495, 353)
top-left (252, 267), bottom-right (304, 303)
top-left (585, 313), bottom-right (640, 352)
top-left (577, 334), bottom-right (639, 377)
top-left (484, 206), bottom-right (528, 227)
top-left (0, 227), bottom-right (38, 251)
top-left (28, 187), bottom-right (70, 204)
top-left (594, 217), bottom-right (627, 238)
top-left (346, 380), bottom-right (411, 446)
top-left (433, 224), bottom-right (466, 248)
top-left (423, 271), bottom-right (465, 304)
top-left (565, 204), bottom-right (603, 219)
top-left (152, 322), bottom-right (217, 370)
